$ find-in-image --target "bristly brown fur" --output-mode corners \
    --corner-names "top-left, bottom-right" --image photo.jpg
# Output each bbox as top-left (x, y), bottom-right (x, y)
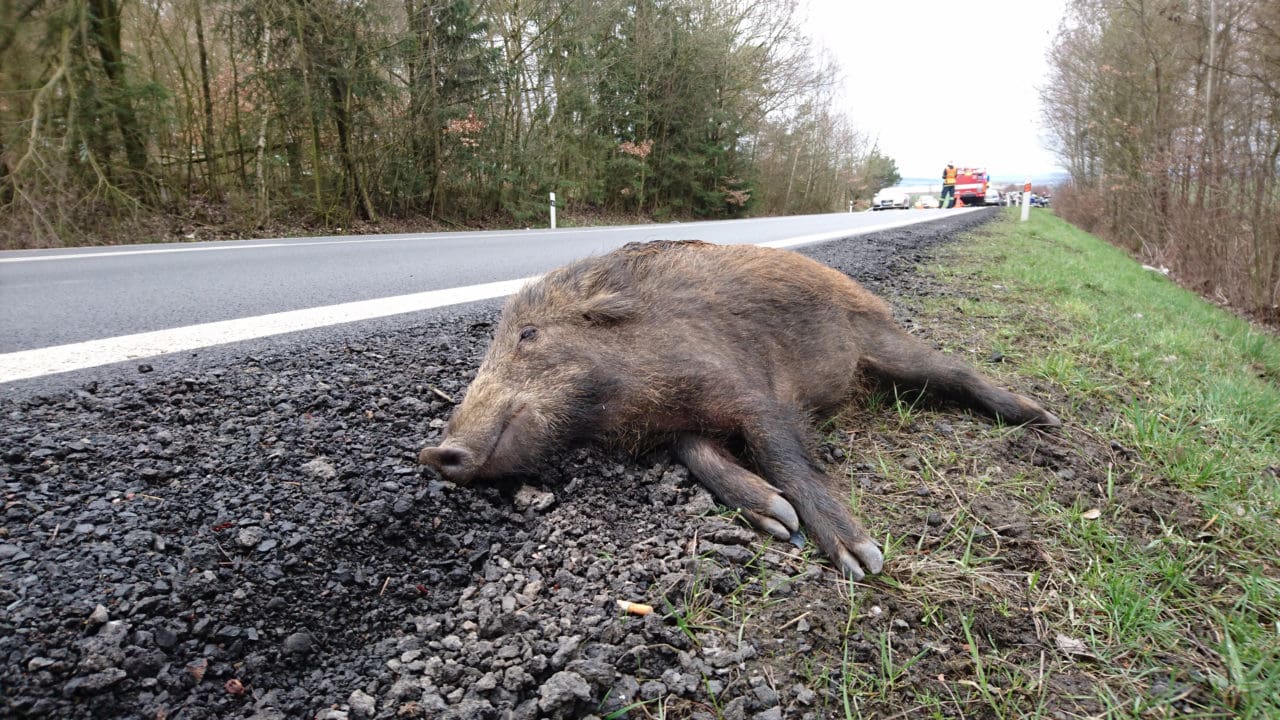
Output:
top-left (422, 240), bottom-right (1059, 578)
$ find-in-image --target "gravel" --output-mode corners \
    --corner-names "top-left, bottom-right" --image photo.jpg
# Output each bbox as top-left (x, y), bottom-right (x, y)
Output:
top-left (0, 210), bottom-right (997, 718)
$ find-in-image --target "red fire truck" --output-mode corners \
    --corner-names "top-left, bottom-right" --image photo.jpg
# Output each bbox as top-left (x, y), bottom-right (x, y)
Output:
top-left (954, 168), bottom-right (989, 206)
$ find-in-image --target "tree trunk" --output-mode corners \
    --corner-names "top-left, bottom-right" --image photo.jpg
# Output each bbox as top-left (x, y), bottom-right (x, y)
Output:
top-left (326, 72), bottom-right (377, 222)
top-left (194, 0), bottom-right (218, 191)
top-left (293, 4), bottom-right (325, 220)
top-left (87, 0), bottom-right (149, 183)
top-left (228, 9), bottom-right (248, 187)
top-left (255, 24), bottom-right (272, 218)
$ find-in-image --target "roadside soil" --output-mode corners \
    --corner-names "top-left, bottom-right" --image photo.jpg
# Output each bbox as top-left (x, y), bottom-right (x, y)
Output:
top-left (1, 209), bottom-right (1171, 718)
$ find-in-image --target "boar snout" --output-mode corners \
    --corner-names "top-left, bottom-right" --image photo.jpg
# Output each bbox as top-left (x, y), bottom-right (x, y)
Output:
top-left (418, 444), bottom-right (478, 484)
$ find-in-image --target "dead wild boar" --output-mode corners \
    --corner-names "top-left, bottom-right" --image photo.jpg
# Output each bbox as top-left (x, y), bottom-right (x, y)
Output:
top-left (420, 240), bottom-right (1059, 579)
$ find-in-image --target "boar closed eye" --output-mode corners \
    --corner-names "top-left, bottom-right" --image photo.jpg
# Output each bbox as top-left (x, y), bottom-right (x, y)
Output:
top-left (519, 326), bottom-right (538, 342)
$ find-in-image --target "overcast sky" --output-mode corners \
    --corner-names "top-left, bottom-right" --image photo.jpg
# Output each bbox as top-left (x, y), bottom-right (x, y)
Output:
top-left (802, 1), bottom-right (1068, 181)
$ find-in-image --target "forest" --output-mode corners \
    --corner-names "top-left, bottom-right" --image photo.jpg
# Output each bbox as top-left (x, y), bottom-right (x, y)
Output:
top-left (1042, 0), bottom-right (1280, 325)
top-left (0, 0), bottom-right (902, 249)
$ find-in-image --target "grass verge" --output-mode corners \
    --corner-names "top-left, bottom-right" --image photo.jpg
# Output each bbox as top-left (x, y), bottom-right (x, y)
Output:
top-left (876, 209), bottom-right (1280, 718)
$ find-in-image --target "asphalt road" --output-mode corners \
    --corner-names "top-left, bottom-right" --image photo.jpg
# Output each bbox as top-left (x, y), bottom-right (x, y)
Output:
top-left (0, 209), bottom-right (976, 387)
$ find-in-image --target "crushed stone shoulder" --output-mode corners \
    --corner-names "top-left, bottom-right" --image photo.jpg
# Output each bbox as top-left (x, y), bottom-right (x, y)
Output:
top-left (1, 210), bottom-right (998, 718)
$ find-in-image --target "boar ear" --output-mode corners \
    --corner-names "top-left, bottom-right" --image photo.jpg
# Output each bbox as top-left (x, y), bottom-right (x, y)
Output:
top-left (579, 292), bottom-right (636, 325)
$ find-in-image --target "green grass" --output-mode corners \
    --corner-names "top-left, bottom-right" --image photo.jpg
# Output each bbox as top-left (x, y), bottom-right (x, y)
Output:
top-left (924, 210), bottom-right (1280, 717)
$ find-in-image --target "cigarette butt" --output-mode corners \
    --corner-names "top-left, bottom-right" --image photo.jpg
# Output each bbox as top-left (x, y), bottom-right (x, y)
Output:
top-left (616, 599), bottom-right (653, 616)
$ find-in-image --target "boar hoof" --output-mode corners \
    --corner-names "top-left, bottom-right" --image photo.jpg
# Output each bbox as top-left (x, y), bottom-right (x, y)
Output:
top-left (1015, 395), bottom-right (1061, 428)
top-left (837, 538), bottom-right (884, 580)
top-left (740, 494), bottom-right (800, 541)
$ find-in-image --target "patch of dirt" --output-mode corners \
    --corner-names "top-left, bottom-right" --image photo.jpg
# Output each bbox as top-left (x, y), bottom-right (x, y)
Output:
top-left (0, 209), bottom-right (1207, 718)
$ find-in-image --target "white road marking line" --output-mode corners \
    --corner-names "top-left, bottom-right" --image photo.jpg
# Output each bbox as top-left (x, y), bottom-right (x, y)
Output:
top-left (760, 209), bottom-right (976, 249)
top-left (0, 277), bottom-right (537, 383)
top-left (0, 209), bottom-right (980, 382)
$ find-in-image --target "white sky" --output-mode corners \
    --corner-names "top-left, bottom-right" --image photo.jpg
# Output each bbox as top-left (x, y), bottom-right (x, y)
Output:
top-left (802, 1), bottom-right (1068, 181)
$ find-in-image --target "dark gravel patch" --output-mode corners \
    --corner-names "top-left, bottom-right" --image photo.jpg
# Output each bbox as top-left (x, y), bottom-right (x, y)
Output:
top-left (2, 210), bottom-right (998, 719)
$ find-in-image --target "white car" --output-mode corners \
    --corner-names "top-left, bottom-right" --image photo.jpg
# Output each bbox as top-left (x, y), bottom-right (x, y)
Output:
top-left (984, 188), bottom-right (1002, 206)
top-left (872, 187), bottom-right (911, 210)
top-left (917, 195), bottom-right (940, 209)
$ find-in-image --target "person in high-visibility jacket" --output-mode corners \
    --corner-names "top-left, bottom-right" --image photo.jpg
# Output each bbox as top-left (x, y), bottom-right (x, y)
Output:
top-left (941, 162), bottom-right (957, 209)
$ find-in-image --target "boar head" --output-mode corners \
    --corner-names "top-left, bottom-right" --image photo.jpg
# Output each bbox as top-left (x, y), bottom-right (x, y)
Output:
top-left (418, 268), bottom-right (637, 484)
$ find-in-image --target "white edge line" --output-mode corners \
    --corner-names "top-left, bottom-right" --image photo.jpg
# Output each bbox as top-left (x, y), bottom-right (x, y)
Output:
top-left (0, 276), bottom-right (537, 383)
top-left (760, 208), bottom-right (978, 249)
top-left (1, 209), bottom-right (977, 382)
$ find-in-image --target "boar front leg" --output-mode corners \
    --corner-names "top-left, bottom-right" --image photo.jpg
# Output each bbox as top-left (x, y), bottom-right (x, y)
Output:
top-left (742, 406), bottom-right (884, 580)
top-left (673, 434), bottom-right (800, 541)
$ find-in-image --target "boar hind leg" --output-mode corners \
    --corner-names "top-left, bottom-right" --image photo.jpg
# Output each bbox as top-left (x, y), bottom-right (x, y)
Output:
top-left (743, 409), bottom-right (884, 580)
top-left (863, 329), bottom-right (1061, 427)
top-left (674, 434), bottom-right (800, 541)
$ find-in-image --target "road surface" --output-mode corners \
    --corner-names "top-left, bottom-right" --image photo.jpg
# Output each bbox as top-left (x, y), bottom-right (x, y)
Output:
top-left (0, 209), bottom-right (977, 386)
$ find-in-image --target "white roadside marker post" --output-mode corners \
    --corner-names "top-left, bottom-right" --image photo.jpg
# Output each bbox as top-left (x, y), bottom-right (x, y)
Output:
top-left (550, 192), bottom-right (557, 229)
top-left (1020, 178), bottom-right (1031, 222)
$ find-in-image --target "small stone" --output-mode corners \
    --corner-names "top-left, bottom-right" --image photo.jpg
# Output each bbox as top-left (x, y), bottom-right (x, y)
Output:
top-left (721, 697), bottom-right (747, 720)
top-left (27, 657), bottom-right (58, 672)
top-left (550, 634), bottom-right (582, 668)
top-left (191, 617), bottom-right (212, 637)
top-left (513, 485), bottom-right (556, 512)
top-left (236, 527), bottom-right (265, 548)
top-left (475, 671), bottom-right (499, 692)
top-left (349, 689), bottom-right (377, 719)
top-left (137, 364), bottom-right (154, 373)
top-left (926, 512), bottom-right (943, 527)
top-left (154, 627), bottom-right (178, 649)
top-left (64, 667), bottom-right (127, 696)
top-left (752, 683), bottom-right (779, 706)
top-left (639, 680), bottom-right (667, 700)
top-left (387, 678), bottom-right (423, 705)
top-left (538, 670), bottom-right (591, 716)
top-left (87, 604), bottom-right (109, 625)
top-left (754, 708), bottom-right (783, 720)
top-left (892, 618), bottom-right (909, 630)
top-left (283, 631), bottom-right (315, 655)
top-left (301, 457), bottom-right (338, 480)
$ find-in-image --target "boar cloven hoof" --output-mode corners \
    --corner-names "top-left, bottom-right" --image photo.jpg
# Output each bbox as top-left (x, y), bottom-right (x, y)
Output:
top-left (740, 494), bottom-right (801, 541)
